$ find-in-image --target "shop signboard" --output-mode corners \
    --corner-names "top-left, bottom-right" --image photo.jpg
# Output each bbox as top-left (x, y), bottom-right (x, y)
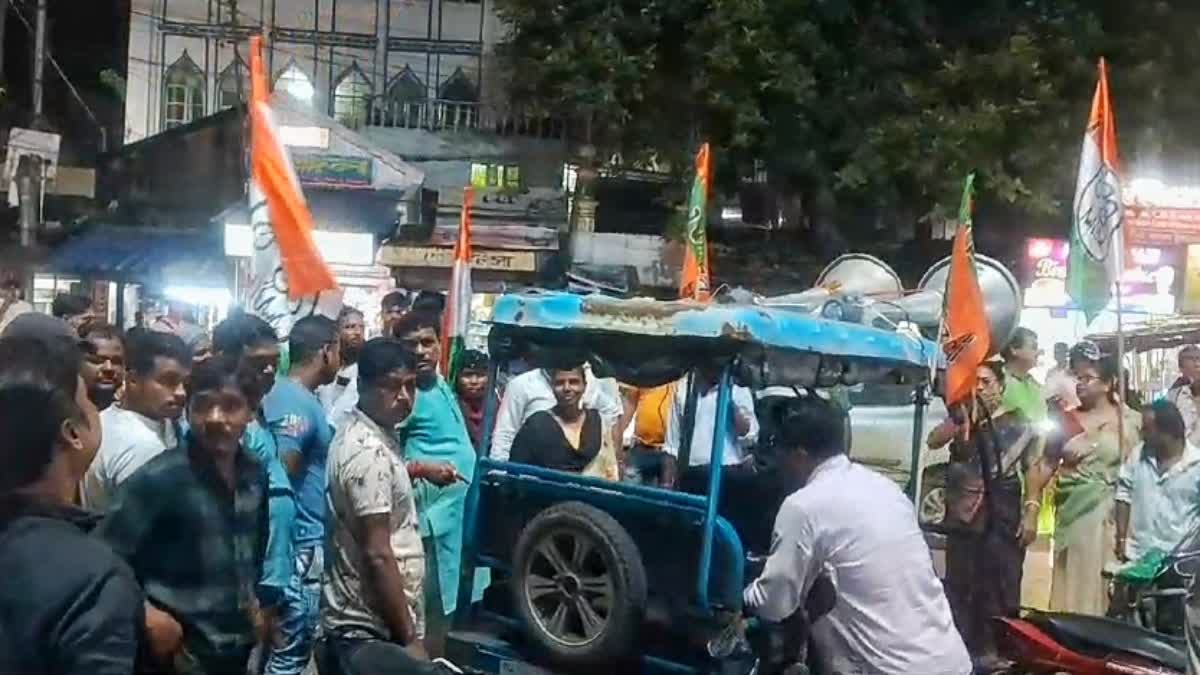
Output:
top-left (1124, 179), bottom-right (1200, 246)
top-left (293, 153), bottom-right (373, 189)
top-left (1023, 237), bottom-right (1177, 313)
top-left (1126, 205), bottom-right (1200, 246)
top-left (377, 245), bottom-right (537, 272)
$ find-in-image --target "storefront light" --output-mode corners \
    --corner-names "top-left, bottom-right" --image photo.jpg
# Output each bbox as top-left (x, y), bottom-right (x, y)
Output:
top-left (1027, 238), bottom-right (1055, 260)
top-left (223, 224), bottom-right (375, 266)
top-left (164, 285), bottom-right (232, 308)
top-left (278, 125), bottom-right (329, 149)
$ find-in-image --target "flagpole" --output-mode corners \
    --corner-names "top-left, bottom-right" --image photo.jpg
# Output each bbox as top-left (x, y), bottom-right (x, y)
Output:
top-left (1115, 244), bottom-right (1127, 453)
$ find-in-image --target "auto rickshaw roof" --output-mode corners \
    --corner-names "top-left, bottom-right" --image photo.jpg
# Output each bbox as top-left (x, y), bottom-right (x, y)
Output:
top-left (1086, 316), bottom-right (1200, 353)
top-left (488, 291), bottom-right (943, 388)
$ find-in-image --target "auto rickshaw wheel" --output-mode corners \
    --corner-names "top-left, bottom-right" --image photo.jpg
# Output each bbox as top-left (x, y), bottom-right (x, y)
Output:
top-left (512, 501), bottom-right (647, 667)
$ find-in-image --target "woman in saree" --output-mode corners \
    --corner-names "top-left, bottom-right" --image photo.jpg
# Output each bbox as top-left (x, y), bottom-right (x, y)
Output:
top-left (928, 361), bottom-right (1044, 669)
top-left (1027, 341), bottom-right (1141, 615)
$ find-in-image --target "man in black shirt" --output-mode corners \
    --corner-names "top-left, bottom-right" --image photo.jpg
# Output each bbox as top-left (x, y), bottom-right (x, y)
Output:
top-left (0, 334), bottom-right (145, 675)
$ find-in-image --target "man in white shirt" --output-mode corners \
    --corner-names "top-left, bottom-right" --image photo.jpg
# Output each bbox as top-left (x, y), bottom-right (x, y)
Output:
top-left (490, 359), bottom-right (624, 461)
top-left (319, 307), bottom-right (365, 415)
top-left (744, 394), bottom-right (971, 675)
top-left (661, 366), bottom-right (759, 485)
top-left (81, 331), bottom-right (191, 511)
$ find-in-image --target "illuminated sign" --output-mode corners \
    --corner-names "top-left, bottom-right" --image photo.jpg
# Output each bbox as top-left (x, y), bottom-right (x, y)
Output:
top-left (1023, 238), bottom-right (1176, 312)
top-left (224, 224), bottom-right (375, 266)
top-left (278, 125), bottom-right (329, 149)
top-left (1124, 179), bottom-right (1200, 245)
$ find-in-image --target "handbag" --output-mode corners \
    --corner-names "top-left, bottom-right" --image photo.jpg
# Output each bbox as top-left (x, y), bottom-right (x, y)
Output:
top-left (943, 461), bottom-right (987, 533)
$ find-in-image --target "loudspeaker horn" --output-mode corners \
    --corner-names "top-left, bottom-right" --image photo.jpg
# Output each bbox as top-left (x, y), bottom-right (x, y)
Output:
top-left (916, 253), bottom-right (1023, 351)
top-left (761, 254), bottom-right (903, 311)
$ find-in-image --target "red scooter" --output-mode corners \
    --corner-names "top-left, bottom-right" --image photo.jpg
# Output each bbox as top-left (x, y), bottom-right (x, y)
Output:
top-left (994, 610), bottom-right (1186, 674)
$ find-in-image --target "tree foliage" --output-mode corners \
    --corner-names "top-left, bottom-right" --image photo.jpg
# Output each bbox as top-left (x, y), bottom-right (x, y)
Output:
top-left (495, 0), bottom-right (1200, 244)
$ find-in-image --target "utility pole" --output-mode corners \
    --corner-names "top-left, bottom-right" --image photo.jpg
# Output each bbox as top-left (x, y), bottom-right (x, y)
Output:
top-left (32, 0), bottom-right (46, 119)
top-left (18, 0), bottom-right (49, 249)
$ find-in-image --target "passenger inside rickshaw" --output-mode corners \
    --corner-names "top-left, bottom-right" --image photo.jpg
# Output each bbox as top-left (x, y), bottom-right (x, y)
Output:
top-left (487, 336), bottom-right (923, 558)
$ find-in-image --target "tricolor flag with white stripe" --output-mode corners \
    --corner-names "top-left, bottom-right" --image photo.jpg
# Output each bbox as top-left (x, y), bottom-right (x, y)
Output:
top-left (1067, 57), bottom-right (1124, 322)
top-left (441, 187), bottom-right (474, 380)
top-left (244, 35), bottom-right (340, 341)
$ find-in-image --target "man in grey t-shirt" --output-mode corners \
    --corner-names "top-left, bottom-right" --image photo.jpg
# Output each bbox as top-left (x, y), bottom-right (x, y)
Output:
top-left (323, 340), bottom-right (426, 657)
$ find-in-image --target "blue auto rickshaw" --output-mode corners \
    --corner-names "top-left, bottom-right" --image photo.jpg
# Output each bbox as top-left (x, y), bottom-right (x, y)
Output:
top-left (446, 291), bottom-right (942, 675)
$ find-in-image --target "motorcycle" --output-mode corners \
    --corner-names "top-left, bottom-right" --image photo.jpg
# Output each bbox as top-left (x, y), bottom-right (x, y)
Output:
top-left (993, 541), bottom-right (1200, 674)
top-left (993, 609), bottom-right (1187, 674)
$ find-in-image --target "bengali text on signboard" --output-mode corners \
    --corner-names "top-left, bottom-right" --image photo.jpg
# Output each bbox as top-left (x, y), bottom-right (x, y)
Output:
top-left (1125, 205), bottom-right (1200, 246)
top-left (378, 245), bottom-right (537, 272)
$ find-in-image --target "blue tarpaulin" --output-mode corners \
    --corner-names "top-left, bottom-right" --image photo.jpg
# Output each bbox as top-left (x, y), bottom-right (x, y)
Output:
top-left (45, 226), bottom-right (226, 287)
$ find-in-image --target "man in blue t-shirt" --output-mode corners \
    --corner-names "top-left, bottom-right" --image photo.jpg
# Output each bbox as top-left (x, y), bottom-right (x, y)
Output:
top-left (263, 316), bottom-right (340, 675)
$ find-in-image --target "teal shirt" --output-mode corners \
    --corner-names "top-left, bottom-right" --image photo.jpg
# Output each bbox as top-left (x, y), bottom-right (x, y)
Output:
top-left (400, 375), bottom-right (487, 614)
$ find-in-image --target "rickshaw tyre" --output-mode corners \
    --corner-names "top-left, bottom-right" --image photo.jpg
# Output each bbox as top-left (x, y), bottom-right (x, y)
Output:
top-left (512, 501), bottom-right (647, 667)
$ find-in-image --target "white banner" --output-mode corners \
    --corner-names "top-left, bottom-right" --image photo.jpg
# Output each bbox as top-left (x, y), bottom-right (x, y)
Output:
top-left (244, 180), bottom-right (342, 340)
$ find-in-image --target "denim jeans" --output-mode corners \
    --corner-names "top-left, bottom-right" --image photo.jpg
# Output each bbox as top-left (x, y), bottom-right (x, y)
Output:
top-left (264, 544), bottom-right (323, 675)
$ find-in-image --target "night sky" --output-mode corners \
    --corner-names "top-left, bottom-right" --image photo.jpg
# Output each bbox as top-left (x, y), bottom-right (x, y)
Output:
top-left (3, 0), bottom-right (130, 161)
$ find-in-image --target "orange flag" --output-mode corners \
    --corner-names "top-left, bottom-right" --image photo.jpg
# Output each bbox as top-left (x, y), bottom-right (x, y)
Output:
top-left (248, 35), bottom-right (336, 299)
top-left (942, 173), bottom-right (991, 407)
top-left (680, 143), bottom-right (712, 301)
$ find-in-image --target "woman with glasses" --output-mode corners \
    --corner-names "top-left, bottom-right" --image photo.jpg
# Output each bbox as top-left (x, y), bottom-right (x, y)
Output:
top-left (1027, 341), bottom-right (1141, 615)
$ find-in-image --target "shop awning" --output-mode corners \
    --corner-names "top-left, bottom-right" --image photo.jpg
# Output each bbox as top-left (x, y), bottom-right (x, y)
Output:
top-left (45, 225), bottom-right (226, 287)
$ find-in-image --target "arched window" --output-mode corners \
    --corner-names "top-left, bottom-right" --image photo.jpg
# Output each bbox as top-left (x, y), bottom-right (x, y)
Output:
top-left (275, 61), bottom-right (315, 105)
top-left (163, 51), bottom-right (205, 129)
top-left (332, 63), bottom-right (371, 128)
top-left (217, 58), bottom-right (248, 110)
top-left (385, 66), bottom-right (426, 128)
top-left (438, 67), bottom-right (478, 130)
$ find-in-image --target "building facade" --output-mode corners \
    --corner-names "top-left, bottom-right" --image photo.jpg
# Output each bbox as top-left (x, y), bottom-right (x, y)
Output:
top-left (125, 0), bottom-right (506, 144)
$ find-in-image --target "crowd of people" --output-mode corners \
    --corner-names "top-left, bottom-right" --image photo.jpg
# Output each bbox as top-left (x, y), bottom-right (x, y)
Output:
top-left (0, 289), bottom-right (485, 675)
top-left (928, 329), bottom-right (1200, 671)
top-left (3, 283), bottom-right (1199, 675)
